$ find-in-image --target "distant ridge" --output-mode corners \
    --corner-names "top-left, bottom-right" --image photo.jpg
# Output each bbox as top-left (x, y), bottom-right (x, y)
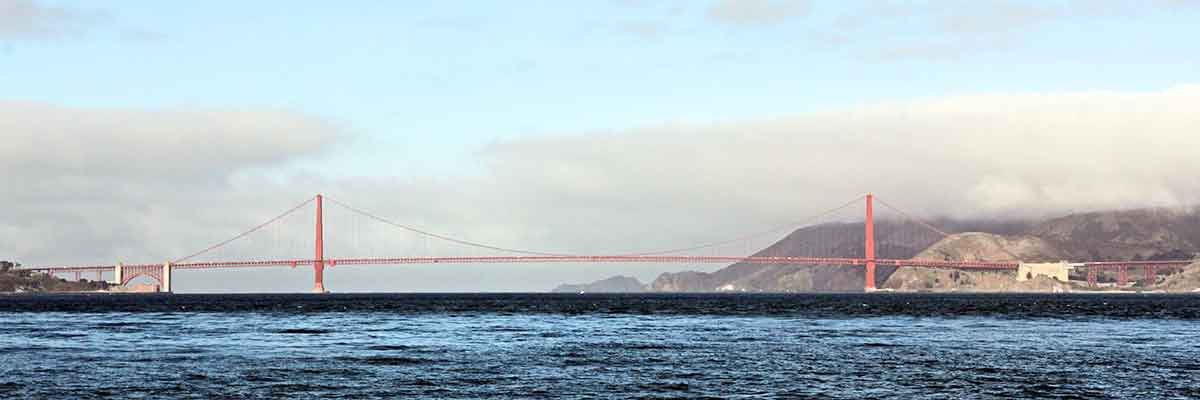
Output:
top-left (552, 276), bottom-right (647, 293)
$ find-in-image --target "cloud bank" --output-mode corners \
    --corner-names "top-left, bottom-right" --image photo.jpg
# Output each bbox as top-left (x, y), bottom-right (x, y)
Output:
top-left (3, 85), bottom-right (1199, 291)
top-left (0, 102), bottom-right (342, 269)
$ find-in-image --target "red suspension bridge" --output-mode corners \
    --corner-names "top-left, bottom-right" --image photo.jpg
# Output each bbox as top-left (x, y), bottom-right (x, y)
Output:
top-left (22, 194), bottom-right (1195, 292)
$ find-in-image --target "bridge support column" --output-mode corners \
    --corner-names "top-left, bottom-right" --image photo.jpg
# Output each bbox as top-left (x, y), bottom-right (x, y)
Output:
top-left (1087, 267), bottom-right (1097, 287)
top-left (96, 271), bottom-right (103, 281)
top-left (1117, 265), bottom-right (1129, 287)
top-left (864, 194), bottom-right (876, 291)
top-left (162, 262), bottom-right (173, 293)
top-left (73, 271), bottom-right (80, 281)
top-left (312, 194), bottom-right (327, 293)
top-left (112, 263), bottom-right (124, 285)
top-left (1145, 266), bottom-right (1156, 286)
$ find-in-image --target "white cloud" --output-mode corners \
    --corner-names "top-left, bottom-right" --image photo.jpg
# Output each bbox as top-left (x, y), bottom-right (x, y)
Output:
top-left (828, 0), bottom-right (1200, 61)
top-left (0, 101), bottom-right (343, 266)
top-left (478, 85), bottom-right (1200, 221)
top-left (0, 0), bottom-right (100, 39)
top-left (706, 0), bottom-right (810, 26)
top-left (618, 21), bottom-right (666, 39)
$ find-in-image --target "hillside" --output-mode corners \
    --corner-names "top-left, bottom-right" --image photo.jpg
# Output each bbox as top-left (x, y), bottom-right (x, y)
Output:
top-left (880, 233), bottom-right (1071, 292)
top-left (0, 262), bottom-right (108, 293)
top-left (554, 206), bottom-right (1200, 293)
top-left (1154, 262), bottom-right (1200, 292)
top-left (553, 276), bottom-right (647, 293)
top-left (1029, 207), bottom-right (1200, 261)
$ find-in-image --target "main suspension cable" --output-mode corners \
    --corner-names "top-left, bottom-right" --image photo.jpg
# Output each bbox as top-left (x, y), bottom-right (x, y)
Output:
top-left (873, 196), bottom-right (951, 237)
top-left (173, 196), bottom-right (317, 263)
top-left (615, 195), bottom-right (867, 256)
top-left (323, 197), bottom-right (575, 257)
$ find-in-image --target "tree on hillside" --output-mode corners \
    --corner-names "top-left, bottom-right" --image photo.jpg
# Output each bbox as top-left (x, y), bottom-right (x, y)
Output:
top-left (1149, 249), bottom-right (1192, 261)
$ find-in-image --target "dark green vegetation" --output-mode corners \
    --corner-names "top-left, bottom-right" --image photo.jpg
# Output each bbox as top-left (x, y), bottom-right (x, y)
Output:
top-left (0, 261), bottom-right (108, 293)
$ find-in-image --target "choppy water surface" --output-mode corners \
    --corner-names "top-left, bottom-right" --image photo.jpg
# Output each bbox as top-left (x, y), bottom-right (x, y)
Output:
top-left (1, 293), bottom-right (1198, 399)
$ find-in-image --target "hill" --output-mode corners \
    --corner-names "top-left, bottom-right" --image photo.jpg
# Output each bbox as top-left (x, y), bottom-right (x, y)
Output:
top-left (554, 206), bottom-right (1200, 293)
top-left (552, 276), bottom-right (647, 293)
top-left (0, 261), bottom-right (109, 293)
top-left (880, 233), bottom-right (1070, 292)
top-left (1029, 207), bottom-right (1200, 261)
top-left (1154, 261), bottom-right (1200, 292)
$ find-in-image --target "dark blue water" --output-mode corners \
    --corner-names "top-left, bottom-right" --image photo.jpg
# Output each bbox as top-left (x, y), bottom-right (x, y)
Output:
top-left (2, 293), bottom-right (1199, 399)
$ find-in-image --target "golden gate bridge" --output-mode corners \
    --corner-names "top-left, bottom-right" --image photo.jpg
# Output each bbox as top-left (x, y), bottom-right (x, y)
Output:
top-left (20, 194), bottom-right (1194, 292)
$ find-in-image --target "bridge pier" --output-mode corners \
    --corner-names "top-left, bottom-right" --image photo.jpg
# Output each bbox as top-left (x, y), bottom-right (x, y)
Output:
top-left (1144, 266), bottom-right (1156, 286)
top-left (1087, 267), bottom-right (1098, 287)
top-left (1117, 265), bottom-right (1129, 287)
top-left (112, 263), bottom-right (124, 285)
top-left (162, 262), bottom-right (173, 293)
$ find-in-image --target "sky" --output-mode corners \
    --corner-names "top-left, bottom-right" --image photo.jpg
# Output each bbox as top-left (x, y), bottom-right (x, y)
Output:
top-left (3, 0), bottom-right (1200, 292)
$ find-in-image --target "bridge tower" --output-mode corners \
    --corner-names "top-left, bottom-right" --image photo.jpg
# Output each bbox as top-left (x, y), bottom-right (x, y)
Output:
top-left (313, 194), bottom-right (327, 293)
top-left (865, 194), bottom-right (876, 291)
